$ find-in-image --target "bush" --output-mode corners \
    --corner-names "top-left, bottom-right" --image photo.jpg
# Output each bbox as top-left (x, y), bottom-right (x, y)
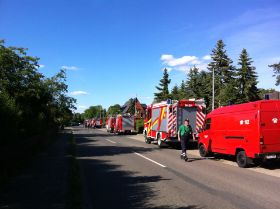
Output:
top-left (135, 118), bottom-right (144, 134)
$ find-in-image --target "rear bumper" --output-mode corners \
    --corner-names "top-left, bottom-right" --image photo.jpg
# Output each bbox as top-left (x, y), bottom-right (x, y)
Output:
top-left (255, 152), bottom-right (280, 159)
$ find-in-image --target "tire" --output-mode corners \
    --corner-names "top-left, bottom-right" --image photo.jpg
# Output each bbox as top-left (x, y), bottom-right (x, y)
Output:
top-left (236, 151), bottom-right (249, 168)
top-left (157, 134), bottom-right (163, 148)
top-left (144, 133), bottom-right (151, 144)
top-left (199, 144), bottom-right (208, 157)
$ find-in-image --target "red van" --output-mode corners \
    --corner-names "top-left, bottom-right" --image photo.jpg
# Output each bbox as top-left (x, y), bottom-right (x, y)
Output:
top-left (198, 100), bottom-right (280, 167)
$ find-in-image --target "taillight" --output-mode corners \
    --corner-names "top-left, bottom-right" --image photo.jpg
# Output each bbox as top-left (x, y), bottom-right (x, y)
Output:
top-left (260, 135), bottom-right (264, 145)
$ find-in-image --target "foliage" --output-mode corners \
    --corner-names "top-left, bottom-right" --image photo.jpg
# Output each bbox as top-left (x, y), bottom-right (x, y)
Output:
top-left (179, 80), bottom-right (187, 99)
top-left (236, 49), bottom-right (260, 103)
top-left (207, 40), bottom-right (237, 108)
top-left (84, 105), bottom-right (103, 118)
top-left (269, 62), bottom-right (280, 86)
top-left (0, 40), bottom-right (76, 145)
top-left (167, 40), bottom-right (266, 112)
top-left (135, 118), bottom-right (144, 133)
top-left (72, 113), bottom-right (85, 124)
top-left (171, 84), bottom-right (180, 100)
top-left (154, 68), bottom-right (171, 102)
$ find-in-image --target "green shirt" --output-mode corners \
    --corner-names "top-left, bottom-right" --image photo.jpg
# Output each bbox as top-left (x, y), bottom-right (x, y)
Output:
top-left (178, 124), bottom-right (192, 136)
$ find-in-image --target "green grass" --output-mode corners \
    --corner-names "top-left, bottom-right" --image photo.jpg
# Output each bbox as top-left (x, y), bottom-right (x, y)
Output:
top-left (67, 133), bottom-right (82, 209)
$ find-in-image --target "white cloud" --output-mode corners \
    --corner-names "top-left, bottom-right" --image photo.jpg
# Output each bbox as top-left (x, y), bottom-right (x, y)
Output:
top-left (70, 91), bottom-right (89, 96)
top-left (61, 66), bottom-right (79, 71)
top-left (161, 54), bottom-right (210, 73)
top-left (202, 55), bottom-right (211, 60)
top-left (39, 64), bottom-right (45, 68)
top-left (161, 54), bottom-right (197, 67)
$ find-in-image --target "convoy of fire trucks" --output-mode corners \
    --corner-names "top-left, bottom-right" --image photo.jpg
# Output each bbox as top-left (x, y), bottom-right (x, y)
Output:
top-left (84, 98), bottom-right (280, 168)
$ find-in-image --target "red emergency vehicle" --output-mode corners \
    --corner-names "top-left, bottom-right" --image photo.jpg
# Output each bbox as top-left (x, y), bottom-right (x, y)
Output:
top-left (143, 99), bottom-right (206, 147)
top-left (95, 117), bottom-right (103, 128)
top-left (89, 118), bottom-right (96, 128)
top-left (114, 114), bottom-right (136, 134)
top-left (106, 116), bottom-right (116, 133)
top-left (198, 100), bottom-right (280, 167)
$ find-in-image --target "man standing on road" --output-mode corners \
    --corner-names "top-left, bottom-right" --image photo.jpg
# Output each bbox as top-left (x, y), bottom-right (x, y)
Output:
top-left (178, 119), bottom-right (194, 161)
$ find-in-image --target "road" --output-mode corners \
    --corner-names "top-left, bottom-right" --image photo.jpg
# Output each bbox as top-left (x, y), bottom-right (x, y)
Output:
top-left (73, 127), bottom-right (280, 209)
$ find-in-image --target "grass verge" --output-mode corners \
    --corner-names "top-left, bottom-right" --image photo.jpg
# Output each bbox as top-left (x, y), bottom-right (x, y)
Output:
top-left (67, 132), bottom-right (82, 209)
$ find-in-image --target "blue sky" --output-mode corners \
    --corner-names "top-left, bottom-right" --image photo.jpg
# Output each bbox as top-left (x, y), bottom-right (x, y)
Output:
top-left (1, 0), bottom-right (280, 113)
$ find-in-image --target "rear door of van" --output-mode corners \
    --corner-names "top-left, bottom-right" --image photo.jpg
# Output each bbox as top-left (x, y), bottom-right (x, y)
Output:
top-left (260, 101), bottom-right (280, 153)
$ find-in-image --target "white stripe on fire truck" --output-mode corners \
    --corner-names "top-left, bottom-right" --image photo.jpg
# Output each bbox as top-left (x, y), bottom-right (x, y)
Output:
top-left (197, 112), bottom-right (205, 122)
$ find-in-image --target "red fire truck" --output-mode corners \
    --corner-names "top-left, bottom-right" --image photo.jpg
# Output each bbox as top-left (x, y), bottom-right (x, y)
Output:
top-left (143, 99), bottom-right (206, 147)
top-left (89, 118), bottom-right (96, 128)
top-left (95, 117), bottom-right (103, 128)
top-left (106, 116), bottom-right (116, 133)
top-left (198, 100), bottom-right (280, 168)
top-left (114, 114), bottom-right (136, 134)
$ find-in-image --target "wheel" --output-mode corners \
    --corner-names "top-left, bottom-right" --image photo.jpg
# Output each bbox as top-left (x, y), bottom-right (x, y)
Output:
top-left (199, 144), bottom-right (208, 157)
top-left (157, 134), bottom-right (163, 148)
top-left (236, 151), bottom-right (249, 168)
top-left (144, 133), bottom-right (151, 144)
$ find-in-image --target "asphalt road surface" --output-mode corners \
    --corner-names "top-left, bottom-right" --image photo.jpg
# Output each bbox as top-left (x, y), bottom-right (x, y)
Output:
top-left (73, 127), bottom-right (280, 209)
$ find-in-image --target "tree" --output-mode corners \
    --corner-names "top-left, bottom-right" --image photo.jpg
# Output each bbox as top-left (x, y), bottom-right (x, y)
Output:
top-left (179, 80), bottom-right (187, 99)
top-left (154, 68), bottom-right (171, 102)
top-left (84, 105), bottom-right (103, 118)
top-left (208, 40), bottom-right (237, 107)
top-left (269, 62), bottom-right (280, 86)
top-left (107, 104), bottom-right (121, 115)
top-left (0, 40), bottom-right (76, 144)
top-left (186, 66), bottom-right (201, 98)
top-left (236, 49), bottom-right (260, 103)
top-left (171, 84), bottom-right (180, 100)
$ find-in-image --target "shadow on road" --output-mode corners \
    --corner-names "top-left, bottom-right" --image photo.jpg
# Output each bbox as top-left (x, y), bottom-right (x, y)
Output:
top-left (75, 131), bottom-right (203, 209)
top-left (212, 154), bottom-right (280, 169)
top-left (78, 158), bottom-right (202, 209)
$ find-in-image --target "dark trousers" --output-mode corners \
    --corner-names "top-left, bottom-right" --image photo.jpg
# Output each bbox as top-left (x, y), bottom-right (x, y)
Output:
top-left (180, 135), bottom-right (188, 154)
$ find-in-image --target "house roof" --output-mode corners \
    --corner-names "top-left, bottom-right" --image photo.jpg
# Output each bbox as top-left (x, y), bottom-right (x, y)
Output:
top-left (121, 98), bottom-right (147, 114)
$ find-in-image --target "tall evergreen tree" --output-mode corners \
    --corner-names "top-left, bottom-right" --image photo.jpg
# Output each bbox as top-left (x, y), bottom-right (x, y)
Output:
top-left (186, 66), bottom-right (200, 98)
top-left (269, 62), bottom-right (280, 86)
top-left (236, 49), bottom-right (260, 103)
top-left (179, 80), bottom-right (187, 99)
top-left (208, 40), bottom-right (237, 108)
top-left (171, 84), bottom-right (180, 100)
top-left (154, 68), bottom-right (171, 102)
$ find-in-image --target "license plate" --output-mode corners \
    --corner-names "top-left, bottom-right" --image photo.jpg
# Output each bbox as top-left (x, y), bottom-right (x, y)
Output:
top-left (266, 155), bottom-right (277, 159)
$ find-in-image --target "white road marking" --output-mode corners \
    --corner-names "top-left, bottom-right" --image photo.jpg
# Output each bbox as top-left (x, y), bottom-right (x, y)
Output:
top-left (134, 152), bottom-right (167, 168)
top-left (93, 128), bottom-right (280, 178)
top-left (105, 139), bottom-right (116, 144)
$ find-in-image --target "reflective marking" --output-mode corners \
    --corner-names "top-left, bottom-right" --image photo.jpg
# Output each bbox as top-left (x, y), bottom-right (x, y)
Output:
top-left (134, 152), bottom-right (166, 168)
top-left (105, 139), bottom-right (116, 144)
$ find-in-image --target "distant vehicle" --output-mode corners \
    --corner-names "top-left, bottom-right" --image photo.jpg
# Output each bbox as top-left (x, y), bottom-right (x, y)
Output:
top-left (143, 99), bottom-right (206, 148)
top-left (106, 116), bottom-right (116, 133)
top-left (198, 100), bottom-right (280, 168)
top-left (114, 114), bottom-right (136, 134)
top-left (95, 117), bottom-right (102, 128)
